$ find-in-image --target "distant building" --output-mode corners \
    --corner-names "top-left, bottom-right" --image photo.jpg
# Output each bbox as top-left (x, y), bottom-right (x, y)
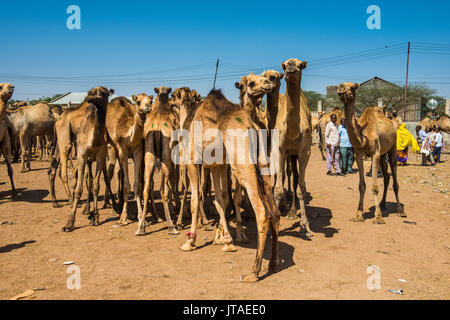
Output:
top-left (50, 92), bottom-right (133, 109)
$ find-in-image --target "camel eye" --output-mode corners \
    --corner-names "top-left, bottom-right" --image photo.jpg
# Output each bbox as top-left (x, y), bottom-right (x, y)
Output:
top-left (270, 76), bottom-right (275, 80)
top-left (137, 101), bottom-right (141, 107)
top-left (249, 82), bottom-right (255, 88)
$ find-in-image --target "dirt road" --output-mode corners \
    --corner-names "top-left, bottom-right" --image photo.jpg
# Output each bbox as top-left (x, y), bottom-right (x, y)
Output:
top-left (0, 147), bottom-right (449, 299)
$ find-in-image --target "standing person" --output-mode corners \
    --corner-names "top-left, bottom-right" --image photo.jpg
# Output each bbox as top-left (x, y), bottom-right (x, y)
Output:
top-left (338, 118), bottom-right (353, 175)
top-left (416, 125), bottom-right (427, 145)
top-left (420, 130), bottom-right (435, 166)
top-left (325, 114), bottom-right (342, 176)
top-left (396, 122), bottom-right (420, 165)
top-left (432, 126), bottom-right (443, 163)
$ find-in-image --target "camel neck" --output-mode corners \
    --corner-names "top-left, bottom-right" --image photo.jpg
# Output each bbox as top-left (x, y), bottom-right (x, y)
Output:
top-left (243, 93), bottom-right (262, 122)
top-left (343, 99), bottom-right (362, 147)
top-left (284, 78), bottom-right (301, 139)
top-left (0, 99), bottom-right (9, 121)
top-left (266, 87), bottom-right (280, 129)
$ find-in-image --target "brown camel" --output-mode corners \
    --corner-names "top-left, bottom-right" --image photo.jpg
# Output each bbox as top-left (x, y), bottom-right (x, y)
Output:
top-left (317, 108), bottom-right (344, 160)
top-left (105, 94), bottom-right (152, 225)
top-left (0, 83), bottom-right (16, 198)
top-left (178, 89), bottom-right (280, 282)
top-left (136, 86), bottom-right (180, 235)
top-left (273, 58), bottom-right (313, 236)
top-left (48, 87), bottom-right (116, 231)
top-left (337, 82), bottom-right (405, 223)
top-left (7, 102), bottom-right (57, 172)
top-left (419, 115), bottom-right (449, 133)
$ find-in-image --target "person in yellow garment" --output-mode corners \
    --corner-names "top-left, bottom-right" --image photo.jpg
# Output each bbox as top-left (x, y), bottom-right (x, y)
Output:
top-left (397, 122), bottom-right (420, 165)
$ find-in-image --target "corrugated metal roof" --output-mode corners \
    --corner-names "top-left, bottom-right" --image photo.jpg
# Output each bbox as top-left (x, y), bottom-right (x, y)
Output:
top-left (50, 92), bottom-right (133, 105)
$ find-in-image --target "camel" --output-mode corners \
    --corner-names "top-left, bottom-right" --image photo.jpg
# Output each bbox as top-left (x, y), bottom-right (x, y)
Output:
top-left (311, 115), bottom-right (319, 144)
top-left (48, 86), bottom-right (116, 231)
top-left (317, 108), bottom-right (344, 160)
top-left (105, 94), bottom-right (152, 225)
top-left (178, 89), bottom-right (280, 283)
top-left (272, 58), bottom-right (313, 236)
top-left (337, 82), bottom-right (405, 224)
top-left (0, 83), bottom-right (16, 198)
top-left (7, 102), bottom-right (57, 172)
top-left (420, 115), bottom-right (450, 133)
top-left (136, 86), bottom-right (181, 236)
top-left (170, 87), bottom-right (213, 231)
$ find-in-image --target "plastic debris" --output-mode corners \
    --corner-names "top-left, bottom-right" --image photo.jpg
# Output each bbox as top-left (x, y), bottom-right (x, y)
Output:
top-left (403, 221), bottom-right (417, 225)
top-left (398, 279), bottom-right (406, 282)
top-left (62, 261), bottom-right (75, 265)
top-left (388, 289), bottom-right (404, 295)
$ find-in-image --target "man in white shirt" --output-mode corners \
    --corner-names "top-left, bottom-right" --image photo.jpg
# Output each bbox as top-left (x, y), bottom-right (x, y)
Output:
top-left (325, 113), bottom-right (342, 175)
top-left (432, 126), bottom-right (443, 163)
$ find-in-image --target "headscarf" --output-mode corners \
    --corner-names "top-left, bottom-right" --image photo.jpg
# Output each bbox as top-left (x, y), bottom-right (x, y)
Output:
top-left (397, 123), bottom-right (419, 152)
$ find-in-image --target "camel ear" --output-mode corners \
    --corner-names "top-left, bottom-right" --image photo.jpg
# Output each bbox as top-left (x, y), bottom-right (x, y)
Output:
top-left (108, 89), bottom-right (115, 95)
top-left (167, 88), bottom-right (172, 94)
top-left (354, 83), bottom-right (360, 90)
top-left (235, 82), bottom-right (243, 90)
top-left (132, 95), bottom-right (138, 102)
top-left (154, 88), bottom-right (159, 94)
top-left (300, 61), bottom-right (307, 70)
top-left (281, 62), bottom-right (286, 70)
top-left (280, 73), bottom-right (284, 80)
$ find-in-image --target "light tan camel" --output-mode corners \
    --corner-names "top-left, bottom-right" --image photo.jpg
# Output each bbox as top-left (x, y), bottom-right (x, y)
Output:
top-left (178, 89), bottom-right (280, 283)
top-left (48, 87), bottom-right (116, 231)
top-left (261, 70), bottom-right (284, 132)
top-left (136, 86), bottom-right (181, 235)
top-left (7, 102), bottom-right (57, 172)
top-left (0, 83), bottom-right (16, 198)
top-left (273, 58), bottom-right (313, 236)
top-left (170, 87), bottom-right (213, 231)
top-left (337, 82), bottom-right (405, 223)
top-left (317, 108), bottom-right (344, 160)
top-left (419, 115), bottom-right (449, 133)
top-left (105, 94), bottom-right (152, 225)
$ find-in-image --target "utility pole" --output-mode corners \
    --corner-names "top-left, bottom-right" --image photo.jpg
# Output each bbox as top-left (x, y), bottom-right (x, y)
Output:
top-left (213, 58), bottom-right (220, 89)
top-left (403, 41), bottom-right (411, 119)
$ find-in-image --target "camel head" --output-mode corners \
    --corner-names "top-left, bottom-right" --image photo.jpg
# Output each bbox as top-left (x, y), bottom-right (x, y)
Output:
top-left (154, 86), bottom-right (172, 98)
top-left (260, 70), bottom-right (284, 92)
top-left (0, 83), bottom-right (15, 102)
top-left (281, 59), bottom-right (307, 82)
top-left (85, 87), bottom-right (114, 106)
top-left (235, 73), bottom-right (274, 102)
top-left (171, 87), bottom-right (194, 108)
top-left (337, 82), bottom-right (360, 104)
top-left (132, 93), bottom-right (153, 114)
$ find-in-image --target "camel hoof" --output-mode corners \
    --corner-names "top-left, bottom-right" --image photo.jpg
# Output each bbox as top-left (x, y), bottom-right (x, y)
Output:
top-left (52, 202), bottom-right (62, 208)
top-left (222, 244), bottom-right (237, 252)
top-left (240, 273), bottom-right (259, 283)
top-left (397, 212), bottom-right (407, 218)
top-left (305, 231), bottom-right (313, 238)
top-left (117, 218), bottom-right (132, 226)
top-left (236, 232), bottom-right (249, 243)
top-left (62, 225), bottom-right (74, 232)
top-left (168, 228), bottom-right (180, 235)
top-left (180, 242), bottom-right (196, 251)
top-left (135, 228), bottom-right (146, 236)
top-left (351, 215), bottom-right (365, 222)
top-left (372, 217), bottom-right (386, 224)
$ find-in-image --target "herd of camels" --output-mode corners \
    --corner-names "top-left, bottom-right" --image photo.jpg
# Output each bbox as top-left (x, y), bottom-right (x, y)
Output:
top-left (0, 58), bottom-right (449, 282)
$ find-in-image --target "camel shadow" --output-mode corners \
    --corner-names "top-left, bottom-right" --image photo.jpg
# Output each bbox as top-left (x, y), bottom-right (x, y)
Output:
top-left (0, 240), bottom-right (36, 253)
top-left (365, 202), bottom-right (405, 220)
top-left (17, 189), bottom-right (50, 203)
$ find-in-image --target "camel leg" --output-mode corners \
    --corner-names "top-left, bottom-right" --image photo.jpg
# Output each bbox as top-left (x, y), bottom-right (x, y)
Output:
top-left (62, 153), bottom-right (87, 232)
top-left (60, 145), bottom-right (73, 205)
top-left (160, 149), bottom-right (179, 235)
top-left (288, 155), bottom-right (299, 219)
top-left (371, 148), bottom-right (385, 224)
top-left (133, 148), bottom-right (144, 220)
top-left (117, 149), bottom-right (133, 226)
top-left (136, 149), bottom-right (155, 235)
top-left (176, 165), bottom-right (188, 228)
top-left (211, 166), bottom-right (237, 252)
top-left (274, 149), bottom-right (287, 210)
top-left (103, 148), bottom-right (116, 209)
top-left (233, 182), bottom-right (248, 243)
top-left (180, 164), bottom-right (201, 251)
top-left (19, 132), bottom-right (28, 173)
top-left (379, 154), bottom-right (389, 211)
top-left (89, 152), bottom-right (107, 226)
top-left (388, 147), bottom-right (406, 217)
top-left (352, 153), bottom-right (366, 222)
top-left (1, 136), bottom-right (16, 199)
top-left (296, 150), bottom-right (313, 236)
top-left (285, 156), bottom-right (292, 201)
top-left (198, 167), bottom-right (213, 230)
top-left (48, 151), bottom-right (62, 207)
top-left (81, 161), bottom-right (93, 215)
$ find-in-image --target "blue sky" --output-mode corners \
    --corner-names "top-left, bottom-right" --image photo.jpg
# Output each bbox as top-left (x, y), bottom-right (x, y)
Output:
top-left (1, 0), bottom-right (449, 103)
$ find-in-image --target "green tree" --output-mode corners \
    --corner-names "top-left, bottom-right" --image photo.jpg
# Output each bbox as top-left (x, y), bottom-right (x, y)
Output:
top-left (303, 90), bottom-right (325, 111)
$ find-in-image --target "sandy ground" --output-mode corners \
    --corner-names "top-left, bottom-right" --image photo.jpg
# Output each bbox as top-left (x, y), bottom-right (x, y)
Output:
top-left (0, 146), bottom-right (449, 300)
